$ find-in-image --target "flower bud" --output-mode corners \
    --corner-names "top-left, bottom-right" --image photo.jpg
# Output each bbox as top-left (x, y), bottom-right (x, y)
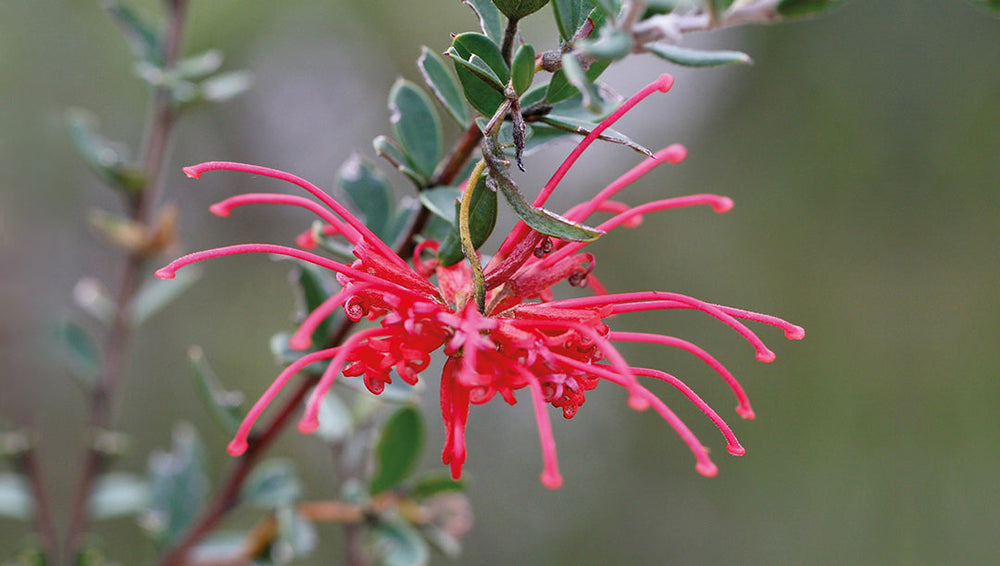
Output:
top-left (491, 0), bottom-right (550, 19)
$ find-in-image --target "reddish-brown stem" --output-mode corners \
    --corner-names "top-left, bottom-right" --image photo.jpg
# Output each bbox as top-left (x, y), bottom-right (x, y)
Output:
top-left (14, 444), bottom-right (59, 558)
top-left (64, 0), bottom-right (190, 559)
top-left (154, 376), bottom-right (316, 566)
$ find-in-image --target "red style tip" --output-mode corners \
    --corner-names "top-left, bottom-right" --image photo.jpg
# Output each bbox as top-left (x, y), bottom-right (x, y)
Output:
top-left (288, 333), bottom-right (312, 352)
top-left (736, 405), bottom-right (756, 420)
top-left (655, 73), bottom-right (675, 93)
top-left (726, 443), bottom-right (746, 457)
top-left (208, 203), bottom-right (231, 217)
top-left (661, 143), bottom-right (687, 164)
top-left (154, 268), bottom-right (175, 280)
top-left (714, 197), bottom-right (735, 213)
top-left (227, 439), bottom-right (248, 456)
top-left (627, 393), bottom-right (650, 411)
top-left (541, 471), bottom-right (564, 490)
top-left (297, 416), bottom-right (319, 434)
top-left (182, 166), bottom-right (202, 179)
top-left (786, 326), bottom-right (806, 340)
top-left (696, 461), bottom-right (719, 477)
top-left (755, 349), bottom-right (776, 363)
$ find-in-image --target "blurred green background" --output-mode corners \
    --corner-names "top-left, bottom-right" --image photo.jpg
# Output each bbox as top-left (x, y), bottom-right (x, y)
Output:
top-left (3, 0), bottom-right (1000, 563)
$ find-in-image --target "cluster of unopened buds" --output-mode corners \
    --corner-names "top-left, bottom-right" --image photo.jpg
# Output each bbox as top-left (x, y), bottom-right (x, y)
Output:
top-left (157, 74), bottom-right (803, 489)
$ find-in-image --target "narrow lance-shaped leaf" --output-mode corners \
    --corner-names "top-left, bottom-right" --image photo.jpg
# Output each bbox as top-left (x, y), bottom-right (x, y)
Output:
top-left (104, 0), bottom-right (162, 63)
top-left (370, 406), bottom-right (425, 495)
top-left (449, 33), bottom-right (510, 117)
top-left (418, 47), bottom-right (469, 125)
top-left (483, 138), bottom-right (603, 242)
top-left (540, 114), bottom-right (653, 156)
top-left (644, 42), bottom-right (752, 67)
top-left (438, 174), bottom-right (498, 267)
top-left (388, 79), bottom-right (443, 179)
top-left (374, 135), bottom-right (427, 186)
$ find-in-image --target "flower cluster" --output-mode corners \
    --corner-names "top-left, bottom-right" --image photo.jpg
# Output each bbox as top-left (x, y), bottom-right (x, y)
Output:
top-left (156, 75), bottom-right (802, 489)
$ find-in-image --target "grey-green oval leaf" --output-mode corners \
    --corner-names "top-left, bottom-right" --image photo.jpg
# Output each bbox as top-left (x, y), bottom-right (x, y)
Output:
top-left (418, 47), bottom-right (469, 125)
top-left (552, 0), bottom-right (596, 41)
top-left (0, 473), bottom-right (34, 519)
top-left (493, 0), bottom-right (551, 19)
top-left (388, 79), bottom-right (442, 179)
top-left (559, 53), bottom-right (602, 112)
top-left (370, 406), bottom-right (424, 495)
top-left (644, 42), bottom-right (752, 67)
top-left (462, 0), bottom-right (505, 44)
top-left (338, 153), bottom-right (394, 238)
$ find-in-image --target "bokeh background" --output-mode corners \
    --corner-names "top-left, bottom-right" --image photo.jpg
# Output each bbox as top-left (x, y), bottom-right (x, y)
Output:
top-left (3, 0), bottom-right (1000, 563)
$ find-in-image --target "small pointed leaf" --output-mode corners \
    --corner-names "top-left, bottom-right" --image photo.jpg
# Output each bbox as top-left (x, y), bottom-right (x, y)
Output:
top-left (449, 33), bottom-right (510, 116)
top-left (541, 114), bottom-right (653, 156)
top-left (370, 406), bottom-right (424, 495)
top-left (578, 25), bottom-right (633, 60)
top-left (53, 320), bottom-right (99, 387)
top-left (67, 109), bottom-right (145, 194)
top-left (144, 424), bottom-right (208, 545)
top-left (389, 79), bottom-right (443, 179)
top-left (644, 42), bottom-right (752, 67)
top-left (410, 474), bottom-right (465, 499)
top-left (418, 47), bottom-right (469, 125)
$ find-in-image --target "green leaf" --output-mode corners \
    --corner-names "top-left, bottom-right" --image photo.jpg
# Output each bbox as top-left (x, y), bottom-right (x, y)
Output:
top-left (315, 390), bottom-right (353, 443)
top-left (492, 0), bottom-right (552, 19)
top-left (372, 516), bottom-right (430, 566)
top-left (0, 474), bottom-right (33, 519)
top-left (437, 174), bottom-right (498, 267)
top-left (578, 25), bottom-right (633, 60)
top-left (388, 79), bottom-right (443, 180)
top-left (449, 33), bottom-right (510, 117)
top-left (644, 42), bottom-right (752, 67)
top-left (89, 473), bottom-right (150, 519)
top-left (544, 57), bottom-right (611, 105)
top-left (410, 474), bottom-right (465, 499)
top-left (462, 0), bottom-right (505, 45)
top-left (373, 135), bottom-right (427, 186)
top-left (104, 0), bottom-right (162, 63)
top-left (540, 114), bottom-right (653, 156)
top-left (370, 406), bottom-right (424, 495)
top-left (559, 53), bottom-right (602, 112)
top-left (418, 47), bottom-right (469, 126)
top-left (242, 459), bottom-right (302, 509)
top-left (290, 262), bottom-right (335, 347)
top-left (777, 0), bottom-right (840, 17)
top-left (445, 48), bottom-right (507, 92)
top-left (419, 187), bottom-right (462, 224)
top-left (382, 198), bottom-right (422, 249)
top-left (144, 424), bottom-right (208, 545)
top-left (551, 0), bottom-right (596, 41)
top-left (67, 109), bottom-right (145, 194)
top-left (130, 267), bottom-right (201, 325)
top-left (337, 153), bottom-right (394, 238)
top-left (174, 49), bottom-right (223, 79)
top-left (510, 43), bottom-right (536, 96)
top-left (53, 319), bottom-right (99, 386)
top-left (188, 346), bottom-right (245, 436)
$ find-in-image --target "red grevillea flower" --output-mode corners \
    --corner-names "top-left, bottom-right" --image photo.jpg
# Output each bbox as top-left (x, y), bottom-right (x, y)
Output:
top-left (156, 74), bottom-right (803, 489)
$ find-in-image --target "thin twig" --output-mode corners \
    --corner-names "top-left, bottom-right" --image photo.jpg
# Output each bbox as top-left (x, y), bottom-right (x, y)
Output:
top-left (65, 0), bottom-right (190, 558)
